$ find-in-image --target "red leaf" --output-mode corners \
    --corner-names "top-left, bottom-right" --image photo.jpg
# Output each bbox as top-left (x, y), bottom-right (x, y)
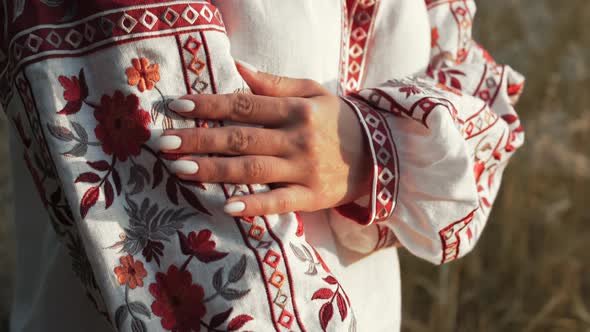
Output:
top-left (112, 168), bottom-right (122, 195)
top-left (312, 288), bottom-right (334, 300)
top-left (104, 180), bottom-right (114, 209)
top-left (87, 160), bottom-right (110, 171)
top-left (75, 172), bottom-right (101, 183)
top-left (196, 249), bottom-right (229, 263)
top-left (179, 184), bottom-right (211, 215)
top-left (210, 308), bottom-right (233, 328)
top-left (336, 293), bottom-right (348, 321)
top-left (437, 71), bottom-right (446, 85)
top-left (79, 68), bottom-right (88, 100)
top-left (80, 186), bottom-right (99, 218)
top-left (57, 100), bottom-right (83, 115)
top-left (166, 177), bottom-right (178, 204)
top-left (450, 77), bottom-right (462, 90)
top-left (319, 302), bottom-right (334, 331)
top-left (227, 314), bottom-right (253, 331)
top-left (501, 114), bottom-right (518, 125)
top-left (177, 231), bottom-right (192, 256)
top-left (152, 160), bottom-right (163, 189)
top-left (323, 276), bottom-right (338, 285)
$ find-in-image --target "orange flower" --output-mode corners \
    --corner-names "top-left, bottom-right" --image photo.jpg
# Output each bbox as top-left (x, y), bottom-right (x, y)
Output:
top-left (431, 27), bottom-right (440, 48)
top-left (126, 57), bottom-right (160, 92)
top-left (114, 255), bottom-right (147, 289)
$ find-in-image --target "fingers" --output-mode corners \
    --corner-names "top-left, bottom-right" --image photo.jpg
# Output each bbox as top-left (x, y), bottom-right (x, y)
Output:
top-left (168, 93), bottom-right (303, 127)
top-left (223, 185), bottom-right (316, 216)
top-left (158, 126), bottom-right (291, 156)
top-left (236, 60), bottom-right (328, 98)
top-left (169, 156), bottom-right (301, 184)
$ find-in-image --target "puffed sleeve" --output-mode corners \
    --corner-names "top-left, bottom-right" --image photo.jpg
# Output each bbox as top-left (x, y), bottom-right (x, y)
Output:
top-left (330, 0), bottom-right (525, 264)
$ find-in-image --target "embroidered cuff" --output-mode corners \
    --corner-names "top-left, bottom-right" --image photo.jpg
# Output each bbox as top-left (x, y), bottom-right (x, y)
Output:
top-left (335, 96), bottom-right (400, 225)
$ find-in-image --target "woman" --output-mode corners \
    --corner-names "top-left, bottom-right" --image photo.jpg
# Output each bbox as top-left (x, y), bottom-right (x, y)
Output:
top-left (1, 0), bottom-right (524, 331)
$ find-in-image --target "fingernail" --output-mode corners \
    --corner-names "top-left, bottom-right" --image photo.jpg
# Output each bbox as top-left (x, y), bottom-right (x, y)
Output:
top-left (157, 135), bottom-right (182, 150)
top-left (224, 201), bottom-right (246, 214)
top-left (169, 99), bottom-right (195, 113)
top-left (170, 160), bottom-right (199, 175)
top-left (236, 60), bottom-right (258, 73)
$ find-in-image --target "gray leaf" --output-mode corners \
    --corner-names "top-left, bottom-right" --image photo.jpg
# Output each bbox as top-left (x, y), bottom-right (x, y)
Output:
top-left (290, 242), bottom-right (307, 262)
top-left (114, 305), bottom-right (129, 329)
top-left (12, 0), bottom-right (25, 21)
top-left (228, 255), bottom-right (247, 283)
top-left (131, 318), bottom-right (146, 332)
top-left (213, 267), bottom-right (224, 291)
top-left (301, 244), bottom-right (315, 262)
top-left (71, 121), bottom-right (88, 142)
top-left (220, 287), bottom-right (250, 301)
top-left (63, 143), bottom-right (87, 157)
top-left (40, 0), bottom-right (64, 7)
top-left (128, 302), bottom-right (151, 318)
top-left (47, 124), bottom-right (75, 141)
top-left (305, 263), bottom-right (318, 276)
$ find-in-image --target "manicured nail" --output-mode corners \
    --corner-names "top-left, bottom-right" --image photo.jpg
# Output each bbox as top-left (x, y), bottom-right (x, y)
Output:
top-left (157, 135), bottom-right (182, 150)
top-left (168, 99), bottom-right (195, 113)
top-left (224, 201), bottom-right (246, 214)
top-left (170, 160), bottom-right (199, 175)
top-left (236, 60), bottom-right (258, 73)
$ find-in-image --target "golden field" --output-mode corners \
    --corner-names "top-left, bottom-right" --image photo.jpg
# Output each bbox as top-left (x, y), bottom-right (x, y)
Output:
top-left (0, 1), bottom-right (589, 331)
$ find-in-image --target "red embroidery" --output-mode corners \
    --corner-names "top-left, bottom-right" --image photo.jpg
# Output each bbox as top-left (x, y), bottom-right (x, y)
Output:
top-left (340, 0), bottom-right (380, 95)
top-left (126, 57), bottom-right (161, 92)
top-left (438, 209), bottom-right (477, 264)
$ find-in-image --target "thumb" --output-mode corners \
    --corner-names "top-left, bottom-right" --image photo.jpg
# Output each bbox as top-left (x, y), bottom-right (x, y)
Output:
top-left (235, 60), bottom-right (327, 98)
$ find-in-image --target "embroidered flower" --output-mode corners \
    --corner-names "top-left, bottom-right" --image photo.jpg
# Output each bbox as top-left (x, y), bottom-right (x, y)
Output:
top-left (114, 255), bottom-right (147, 289)
top-left (149, 265), bottom-right (206, 331)
top-left (126, 57), bottom-right (161, 92)
top-left (57, 69), bottom-right (88, 115)
top-left (431, 27), bottom-right (440, 48)
top-left (94, 91), bottom-right (151, 161)
top-left (177, 230), bottom-right (228, 263)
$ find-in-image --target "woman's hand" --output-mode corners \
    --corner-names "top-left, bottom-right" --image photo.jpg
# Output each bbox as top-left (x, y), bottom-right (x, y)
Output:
top-left (157, 61), bottom-right (372, 217)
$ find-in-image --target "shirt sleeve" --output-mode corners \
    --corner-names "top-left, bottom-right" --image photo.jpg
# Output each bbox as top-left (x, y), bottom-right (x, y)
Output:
top-left (330, 0), bottom-right (525, 264)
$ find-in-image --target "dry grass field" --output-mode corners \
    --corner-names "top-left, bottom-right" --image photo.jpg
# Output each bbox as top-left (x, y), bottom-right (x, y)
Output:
top-left (0, 1), bottom-right (589, 331)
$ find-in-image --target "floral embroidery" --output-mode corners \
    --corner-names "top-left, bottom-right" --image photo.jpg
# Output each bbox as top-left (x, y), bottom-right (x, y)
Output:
top-left (150, 265), bottom-right (206, 332)
top-left (57, 69), bottom-right (88, 115)
top-left (126, 57), bottom-right (161, 93)
top-left (311, 276), bottom-right (353, 332)
top-left (113, 255), bottom-right (151, 332)
top-left (94, 91), bottom-right (151, 162)
top-left (178, 229), bottom-right (229, 264)
top-left (114, 255), bottom-right (148, 289)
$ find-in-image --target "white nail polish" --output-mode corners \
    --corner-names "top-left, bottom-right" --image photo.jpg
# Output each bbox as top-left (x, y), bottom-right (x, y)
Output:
top-left (170, 160), bottom-right (199, 175)
top-left (157, 135), bottom-right (182, 150)
top-left (236, 60), bottom-right (258, 73)
top-left (168, 99), bottom-right (195, 113)
top-left (224, 201), bottom-right (246, 214)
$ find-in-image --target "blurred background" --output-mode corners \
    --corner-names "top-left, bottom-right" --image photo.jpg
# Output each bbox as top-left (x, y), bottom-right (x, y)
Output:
top-left (0, 0), bottom-right (589, 331)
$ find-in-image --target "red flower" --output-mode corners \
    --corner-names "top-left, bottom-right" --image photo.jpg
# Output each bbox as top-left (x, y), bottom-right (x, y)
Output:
top-left (57, 69), bottom-right (88, 115)
top-left (94, 91), bottom-right (151, 161)
top-left (150, 265), bottom-right (206, 332)
top-left (177, 230), bottom-right (228, 263)
top-left (114, 255), bottom-right (147, 289)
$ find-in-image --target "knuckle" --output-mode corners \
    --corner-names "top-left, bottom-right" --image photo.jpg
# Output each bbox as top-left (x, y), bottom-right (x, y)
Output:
top-left (227, 128), bottom-right (249, 153)
top-left (232, 94), bottom-right (254, 117)
top-left (276, 196), bottom-right (292, 212)
top-left (245, 158), bottom-right (266, 179)
top-left (269, 74), bottom-right (284, 87)
top-left (296, 100), bottom-right (316, 124)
